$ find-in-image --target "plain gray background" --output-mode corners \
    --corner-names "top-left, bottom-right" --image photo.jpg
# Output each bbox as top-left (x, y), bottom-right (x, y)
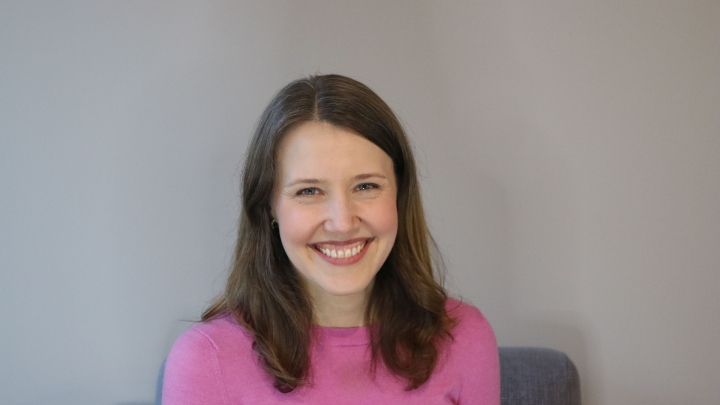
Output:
top-left (1, 1), bottom-right (718, 404)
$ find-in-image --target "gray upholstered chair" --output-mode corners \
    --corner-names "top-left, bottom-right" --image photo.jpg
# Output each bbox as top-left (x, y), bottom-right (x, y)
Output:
top-left (499, 347), bottom-right (581, 405)
top-left (156, 347), bottom-right (581, 405)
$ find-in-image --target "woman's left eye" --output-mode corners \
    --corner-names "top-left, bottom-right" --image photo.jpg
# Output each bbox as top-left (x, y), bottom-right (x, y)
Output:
top-left (356, 183), bottom-right (379, 191)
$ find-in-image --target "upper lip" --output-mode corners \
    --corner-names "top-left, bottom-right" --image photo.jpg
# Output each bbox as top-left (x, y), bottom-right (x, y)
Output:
top-left (311, 237), bottom-right (372, 247)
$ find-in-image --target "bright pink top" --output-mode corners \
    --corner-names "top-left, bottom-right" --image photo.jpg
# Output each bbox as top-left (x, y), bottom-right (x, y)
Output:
top-left (163, 299), bottom-right (499, 404)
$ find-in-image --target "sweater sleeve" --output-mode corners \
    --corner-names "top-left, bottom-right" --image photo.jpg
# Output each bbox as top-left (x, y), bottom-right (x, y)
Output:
top-left (162, 327), bottom-right (229, 405)
top-left (453, 303), bottom-right (501, 405)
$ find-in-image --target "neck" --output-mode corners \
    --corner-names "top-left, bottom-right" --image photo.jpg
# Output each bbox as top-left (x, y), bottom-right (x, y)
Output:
top-left (310, 289), bottom-right (370, 328)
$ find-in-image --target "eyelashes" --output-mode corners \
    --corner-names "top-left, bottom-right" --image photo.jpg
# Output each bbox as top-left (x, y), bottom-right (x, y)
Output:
top-left (294, 183), bottom-right (380, 197)
top-left (356, 183), bottom-right (379, 191)
top-left (296, 187), bottom-right (320, 196)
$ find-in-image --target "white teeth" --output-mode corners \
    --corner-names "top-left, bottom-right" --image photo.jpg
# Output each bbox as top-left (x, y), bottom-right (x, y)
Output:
top-left (317, 241), bottom-right (366, 259)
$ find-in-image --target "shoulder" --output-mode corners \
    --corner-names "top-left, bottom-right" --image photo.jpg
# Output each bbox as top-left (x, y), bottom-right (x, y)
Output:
top-left (445, 298), bottom-right (495, 341)
top-left (168, 314), bottom-right (252, 360)
top-left (163, 314), bottom-right (254, 404)
top-left (442, 298), bottom-right (500, 403)
top-left (443, 298), bottom-right (498, 364)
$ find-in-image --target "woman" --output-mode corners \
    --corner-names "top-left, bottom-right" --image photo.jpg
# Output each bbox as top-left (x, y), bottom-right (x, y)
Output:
top-left (163, 74), bottom-right (500, 404)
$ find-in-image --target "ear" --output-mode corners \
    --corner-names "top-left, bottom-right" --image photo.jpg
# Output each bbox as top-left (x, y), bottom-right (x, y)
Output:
top-left (269, 207), bottom-right (277, 224)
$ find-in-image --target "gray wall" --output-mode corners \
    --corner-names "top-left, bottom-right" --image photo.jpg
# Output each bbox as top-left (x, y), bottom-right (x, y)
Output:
top-left (1, 1), bottom-right (718, 404)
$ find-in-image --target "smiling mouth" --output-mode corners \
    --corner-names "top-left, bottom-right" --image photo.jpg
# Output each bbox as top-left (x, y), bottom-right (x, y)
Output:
top-left (312, 238), bottom-right (372, 259)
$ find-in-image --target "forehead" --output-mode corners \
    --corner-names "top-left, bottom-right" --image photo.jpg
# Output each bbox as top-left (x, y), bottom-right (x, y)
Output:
top-left (276, 121), bottom-right (394, 180)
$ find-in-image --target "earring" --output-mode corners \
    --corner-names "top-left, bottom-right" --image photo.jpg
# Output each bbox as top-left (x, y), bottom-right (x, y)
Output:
top-left (271, 218), bottom-right (278, 228)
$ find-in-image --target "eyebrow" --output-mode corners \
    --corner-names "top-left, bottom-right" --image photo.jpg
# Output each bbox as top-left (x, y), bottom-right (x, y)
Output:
top-left (284, 173), bottom-right (388, 187)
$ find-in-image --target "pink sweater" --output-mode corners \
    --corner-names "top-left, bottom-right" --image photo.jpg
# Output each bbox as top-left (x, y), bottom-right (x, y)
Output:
top-left (163, 299), bottom-right (499, 404)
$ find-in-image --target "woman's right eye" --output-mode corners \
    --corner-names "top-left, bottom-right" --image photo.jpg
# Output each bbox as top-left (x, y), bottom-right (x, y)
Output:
top-left (296, 187), bottom-right (319, 196)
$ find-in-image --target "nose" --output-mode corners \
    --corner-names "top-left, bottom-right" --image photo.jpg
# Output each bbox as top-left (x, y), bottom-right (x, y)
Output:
top-left (324, 193), bottom-right (358, 235)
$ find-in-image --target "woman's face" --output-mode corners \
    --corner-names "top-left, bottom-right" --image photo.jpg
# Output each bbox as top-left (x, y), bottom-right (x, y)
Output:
top-left (272, 121), bottom-right (398, 307)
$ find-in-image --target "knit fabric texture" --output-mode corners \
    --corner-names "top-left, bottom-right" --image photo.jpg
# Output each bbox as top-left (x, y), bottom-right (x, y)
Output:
top-left (162, 299), bottom-right (499, 405)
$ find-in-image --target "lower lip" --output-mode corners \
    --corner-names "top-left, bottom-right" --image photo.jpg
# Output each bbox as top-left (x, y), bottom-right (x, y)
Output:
top-left (312, 239), bottom-right (373, 265)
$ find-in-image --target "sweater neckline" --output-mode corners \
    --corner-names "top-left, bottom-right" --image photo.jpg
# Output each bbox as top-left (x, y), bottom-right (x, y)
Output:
top-left (313, 325), bottom-right (370, 346)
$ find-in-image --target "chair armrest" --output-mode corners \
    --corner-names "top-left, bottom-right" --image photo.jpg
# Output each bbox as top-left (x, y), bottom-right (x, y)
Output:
top-left (156, 359), bottom-right (165, 405)
top-left (499, 347), bottom-right (581, 405)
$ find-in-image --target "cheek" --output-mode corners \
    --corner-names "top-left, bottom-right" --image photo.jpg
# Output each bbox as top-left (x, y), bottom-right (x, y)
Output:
top-left (276, 204), bottom-right (319, 246)
top-left (371, 197), bottom-right (399, 239)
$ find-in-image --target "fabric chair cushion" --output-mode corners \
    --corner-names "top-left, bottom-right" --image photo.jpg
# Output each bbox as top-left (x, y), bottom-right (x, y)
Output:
top-left (499, 347), bottom-right (581, 405)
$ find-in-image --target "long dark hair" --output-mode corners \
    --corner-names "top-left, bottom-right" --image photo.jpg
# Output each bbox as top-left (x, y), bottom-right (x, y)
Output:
top-left (203, 74), bottom-right (454, 392)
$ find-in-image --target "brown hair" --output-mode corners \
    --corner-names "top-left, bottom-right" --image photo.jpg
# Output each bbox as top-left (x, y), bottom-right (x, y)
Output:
top-left (203, 74), bottom-right (454, 392)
